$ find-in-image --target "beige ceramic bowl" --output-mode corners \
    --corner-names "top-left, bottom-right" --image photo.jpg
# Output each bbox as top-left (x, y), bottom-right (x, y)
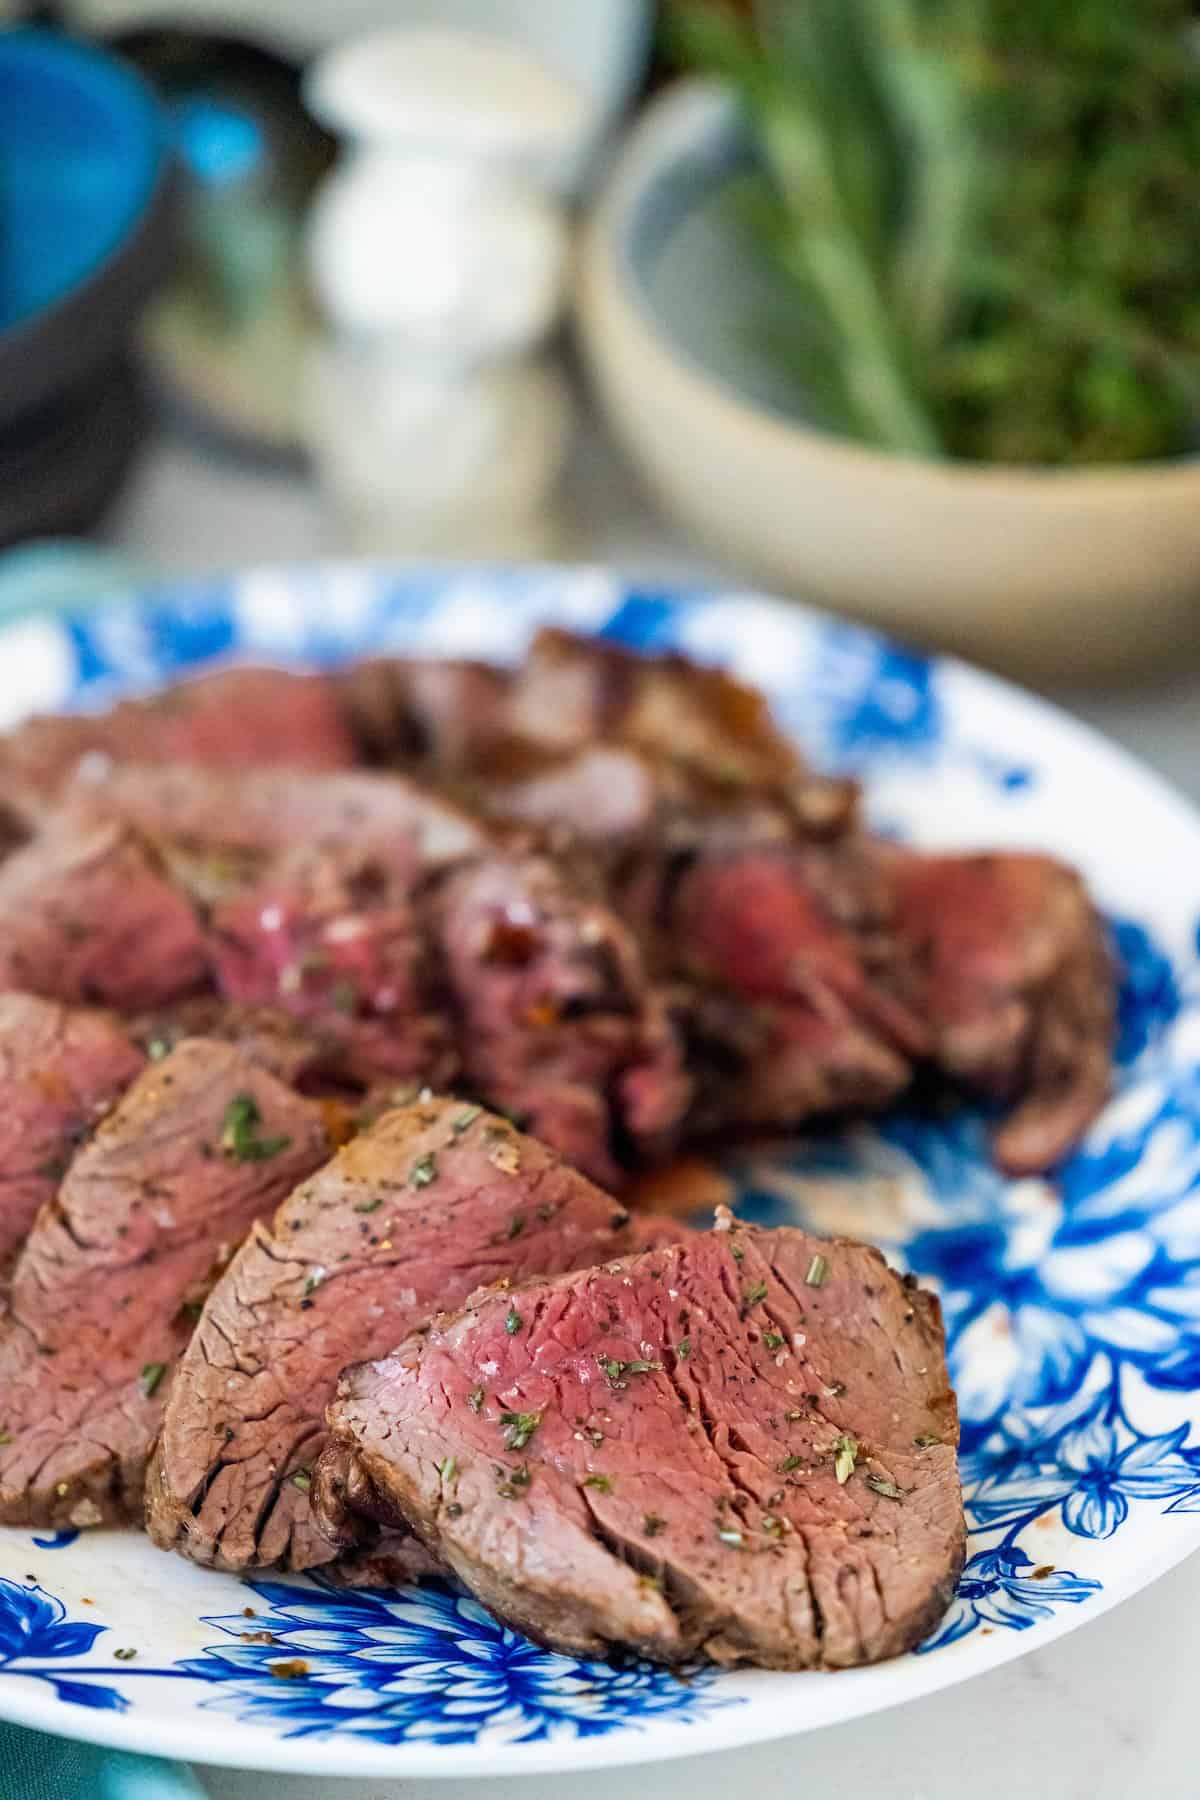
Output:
top-left (577, 83), bottom-right (1200, 680)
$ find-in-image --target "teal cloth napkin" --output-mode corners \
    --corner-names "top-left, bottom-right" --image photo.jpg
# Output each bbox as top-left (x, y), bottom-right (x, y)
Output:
top-left (0, 542), bottom-right (201, 1799)
top-left (0, 1723), bottom-right (205, 1799)
top-left (0, 541), bottom-right (144, 622)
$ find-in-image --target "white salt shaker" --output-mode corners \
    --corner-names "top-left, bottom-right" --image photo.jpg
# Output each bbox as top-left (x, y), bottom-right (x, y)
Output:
top-left (301, 28), bottom-right (592, 556)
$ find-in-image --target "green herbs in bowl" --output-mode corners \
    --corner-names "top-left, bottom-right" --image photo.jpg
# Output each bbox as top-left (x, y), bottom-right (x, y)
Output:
top-left (667, 0), bottom-right (1200, 466)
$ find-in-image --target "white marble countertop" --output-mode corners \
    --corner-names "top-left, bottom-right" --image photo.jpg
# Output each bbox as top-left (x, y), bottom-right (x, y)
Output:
top-left (108, 412), bottom-right (1200, 1798)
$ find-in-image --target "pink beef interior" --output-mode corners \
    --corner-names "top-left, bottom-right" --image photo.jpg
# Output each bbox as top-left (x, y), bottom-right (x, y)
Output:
top-left (0, 1039), bottom-right (330, 1528)
top-left (322, 1219), bottom-right (963, 1670)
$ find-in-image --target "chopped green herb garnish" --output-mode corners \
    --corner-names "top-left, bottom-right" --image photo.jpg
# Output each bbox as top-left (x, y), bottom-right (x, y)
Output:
top-left (506, 1214), bottom-right (526, 1240)
top-left (499, 1410), bottom-right (542, 1451)
top-left (181, 1300), bottom-right (203, 1323)
top-left (451, 1105), bottom-right (481, 1136)
top-left (290, 1470), bottom-right (311, 1493)
top-left (833, 1434), bottom-right (858, 1485)
top-left (505, 1306), bottom-right (522, 1335)
top-left (778, 1454), bottom-right (803, 1473)
top-left (221, 1093), bottom-right (292, 1162)
top-left (597, 1354), bottom-right (663, 1389)
top-left (438, 1457), bottom-right (459, 1483)
top-left (914, 1434), bottom-right (940, 1448)
top-left (583, 1474), bottom-right (612, 1493)
top-left (140, 1362), bottom-right (167, 1398)
top-left (445, 1501), bottom-right (463, 1518)
top-left (741, 1281), bottom-right (768, 1316)
top-left (866, 1474), bottom-right (904, 1501)
top-left (717, 1526), bottom-right (744, 1548)
top-left (410, 1151), bottom-right (438, 1188)
top-left (677, 1336), bottom-right (692, 1360)
top-left (303, 1272), bottom-right (322, 1297)
top-left (147, 1037), bottom-right (170, 1062)
top-left (353, 1195), bottom-right (383, 1214)
top-left (0, 1429), bottom-right (12, 1446)
top-left (730, 1243), bottom-right (745, 1263)
top-left (805, 1253), bottom-right (829, 1287)
top-left (468, 1386), bottom-right (485, 1413)
top-left (643, 1513), bottom-right (666, 1537)
top-left (113, 1647), bottom-right (138, 1661)
top-left (496, 1464), bottom-right (531, 1499)
top-left (762, 1331), bottom-right (785, 1351)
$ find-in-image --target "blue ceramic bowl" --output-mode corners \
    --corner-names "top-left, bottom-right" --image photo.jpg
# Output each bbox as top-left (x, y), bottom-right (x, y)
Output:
top-left (0, 29), bottom-right (177, 429)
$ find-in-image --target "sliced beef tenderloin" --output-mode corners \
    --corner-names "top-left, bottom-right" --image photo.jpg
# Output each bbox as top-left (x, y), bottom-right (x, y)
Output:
top-left (0, 817), bottom-right (208, 1009)
top-left (209, 849), bottom-right (453, 1090)
top-left (0, 1040), bottom-right (331, 1528)
top-left (145, 1097), bottom-right (648, 1574)
top-left (432, 848), bottom-right (691, 1187)
top-left (886, 850), bottom-right (1114, 1173)
top-left (505, 629), bottom-right (814, 790)
top-left (0, 995), bottom-right (145, 1276)
top-left (2, 667), bottom-right (356, 812)
top-left (320, 1215), bottom-right (962, 1669)
top-left (67, 762), bottom-right (483, 876)
top-left (473, 738), bottom-right (858, 881)
top-left (663, 843), bottom-right (928, 1135)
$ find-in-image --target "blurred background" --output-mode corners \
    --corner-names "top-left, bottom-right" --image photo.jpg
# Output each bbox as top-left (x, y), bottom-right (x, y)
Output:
top-left (1, 0), bottom-right (1200, 761)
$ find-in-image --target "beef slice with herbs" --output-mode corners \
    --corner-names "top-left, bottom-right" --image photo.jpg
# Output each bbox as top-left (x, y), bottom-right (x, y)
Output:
top-left (145, 1096), bottom-right (650, 1575)
top-left (209, 850), bottom-right (453, 1089)
top-left (0, 817), bottom-right (209, 1009)
top-left (320, 1217), bottom-right (962, 1669)
top-left (0, 1040), bottom-right (331, 1528)
top-left (0, 995), bottom-right (146, 1276)
top-left (432, 849), bottom-right (692, 1187)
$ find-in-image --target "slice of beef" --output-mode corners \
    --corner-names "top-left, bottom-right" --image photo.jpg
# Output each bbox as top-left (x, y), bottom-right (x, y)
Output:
top-left (334, 658), bottom-right (512, 769)
top-left (505, 629), bottom-right (815, 791)
top-left (2, 667), bottom-right (356, 812)
top-left (432, 849), bottom-right (692, 1186)
top-left (0, 995), bottom-right (145, 1276)
top-left (127, 999), bottom-right (325, 1088)
top-left (320, 1215), bottom-right (963, 1669)
top-left (0, 817), bottom-right (209, 1009)
top-left (473, 739), bottom-right (858, 873)
top-left (145, 1096), bottom-right (650, 1574)
top-left (0, 1040), bottom-right (331, 1528)
top-left (886, 850), bottom-right (1114, 1173)
top-left (209, 850), bottom-right (453, 1090)
top-left (66, 763), bottom-right (484, 874)
top-left (661, 844), bottom-right (927, 1135)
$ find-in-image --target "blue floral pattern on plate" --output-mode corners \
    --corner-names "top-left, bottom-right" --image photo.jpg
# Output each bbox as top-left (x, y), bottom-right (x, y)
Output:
top-left (180, 1579), bottom-right (729, 1744)
top-left (0, 567), bottom-right (1197, 1770)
